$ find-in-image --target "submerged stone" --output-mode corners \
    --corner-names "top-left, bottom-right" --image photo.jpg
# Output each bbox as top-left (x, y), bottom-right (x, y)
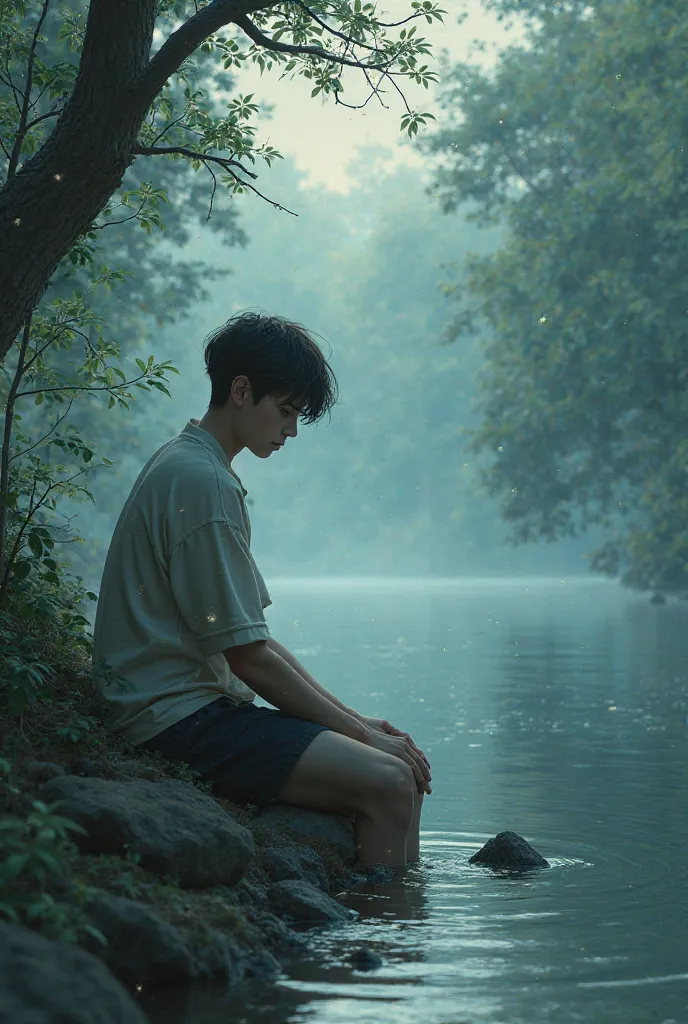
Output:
top-left (349, 946), bottom-right (383, 970)
top-left (261, 845), bottom-right (328, 890)
top-left (469, 830), bottom-right (549, 869)
top-left (268, 879), bottom-right (355, 925)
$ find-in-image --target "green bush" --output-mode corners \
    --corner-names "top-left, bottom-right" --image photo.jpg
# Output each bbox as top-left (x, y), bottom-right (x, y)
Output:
top-left (0, 766), bottom-right (105, 944)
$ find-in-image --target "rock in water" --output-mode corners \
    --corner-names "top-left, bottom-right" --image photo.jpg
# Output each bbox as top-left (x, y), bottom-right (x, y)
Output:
top-left (469, 830), bottom-right (549, 868)
top-left (349, 947), bottom-right (383, 970)
top-left (268, 880), bottom-right (355, 925)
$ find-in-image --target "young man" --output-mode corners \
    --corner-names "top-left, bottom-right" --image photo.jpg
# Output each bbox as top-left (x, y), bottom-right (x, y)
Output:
top-left (92, 312), bottom-right (431, 868)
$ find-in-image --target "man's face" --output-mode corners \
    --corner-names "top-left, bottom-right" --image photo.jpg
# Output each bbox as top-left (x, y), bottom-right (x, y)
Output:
top-left (242, 390), bottom-right (301, 459)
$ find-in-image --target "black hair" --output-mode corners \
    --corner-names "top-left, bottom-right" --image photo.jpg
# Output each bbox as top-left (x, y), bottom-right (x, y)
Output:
top-left (203, 311), bottom-right (338, 425)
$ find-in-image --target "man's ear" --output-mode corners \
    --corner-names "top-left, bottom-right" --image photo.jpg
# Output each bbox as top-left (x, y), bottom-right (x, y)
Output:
top-left (230, 374), bottom-right (252, 406)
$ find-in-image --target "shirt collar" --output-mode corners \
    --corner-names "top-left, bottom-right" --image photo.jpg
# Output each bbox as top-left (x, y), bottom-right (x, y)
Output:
top-left (182, 419), bottom-right (248, 497)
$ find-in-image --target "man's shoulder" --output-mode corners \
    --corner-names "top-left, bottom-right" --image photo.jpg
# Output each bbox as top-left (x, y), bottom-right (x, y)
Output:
top-left (150, 438), bottom-right (246, 534)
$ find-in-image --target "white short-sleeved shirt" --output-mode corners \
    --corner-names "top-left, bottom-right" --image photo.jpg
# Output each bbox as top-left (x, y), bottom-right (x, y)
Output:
top-left (92, 419), bottom-right (271, 746)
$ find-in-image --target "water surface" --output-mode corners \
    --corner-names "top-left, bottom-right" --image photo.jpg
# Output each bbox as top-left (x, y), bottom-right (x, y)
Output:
top-left (142, 577), bottom-right (688, 1024)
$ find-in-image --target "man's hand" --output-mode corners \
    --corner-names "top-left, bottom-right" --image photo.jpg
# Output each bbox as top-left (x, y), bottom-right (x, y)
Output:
top-left (359, 716), bottom-right (432, 795)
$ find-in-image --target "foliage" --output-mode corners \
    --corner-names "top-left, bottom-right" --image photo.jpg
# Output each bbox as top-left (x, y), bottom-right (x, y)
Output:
top-left (0, 285), bottom-right (181, 608)
top-left (1, 0), bottom-right (448, 616)
top-left (0, 763), bottom-right (105, 944)
top-left (424, 0), bottom-right (688, 592)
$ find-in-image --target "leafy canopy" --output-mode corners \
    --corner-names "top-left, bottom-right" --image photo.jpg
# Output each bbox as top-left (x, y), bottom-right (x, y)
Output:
top-left (425, 0), bottom-right (688, 593)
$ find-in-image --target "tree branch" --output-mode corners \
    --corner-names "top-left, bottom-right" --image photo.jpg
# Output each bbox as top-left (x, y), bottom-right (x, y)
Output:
top-left (377, 11), bottom-right (434, 28)
top-left (7, 0), bottom-right (52, 181)
top-left (502, 147), bottom-right (547, 197)
top-left (91, 197), bottom-right (148, 230)
top-left (0, 317), bottom-right (32, 575)
top-left (150, 112), bottom-right (189, 147)
top-left (0, 64), bottom-right (23, 114)
top-left (16, 369), bottom-right (161, 400)
top-left (288, 0), bottom-right (380, 53)
top-left (133, 142), bottom-right (297, 216)
top-left (235, 13), bottom-right (393, 71)
top-left (22, 319), bottom-right (86, 375)
top-left (133, 144), bottom-right (256, 179)
top-left (131, 0), bottom-right (279, 107)
top-left (0, 466), bottom-right (88, 600)
top-left (23, 105), bottom-right (63, 135)
top-left (10, 398), bottom-right (75, 463)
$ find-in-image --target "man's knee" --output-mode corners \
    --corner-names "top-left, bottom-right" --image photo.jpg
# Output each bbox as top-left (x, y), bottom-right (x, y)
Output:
top-left (363, 760), bottom-right (416, 829)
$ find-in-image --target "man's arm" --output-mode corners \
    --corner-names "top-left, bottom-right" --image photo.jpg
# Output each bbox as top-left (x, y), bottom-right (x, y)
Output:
top-left (266, 639), bottom-right (432, 792)
top-left (229, 638), bottom-right (432, 792)
top-left (266, 637), bottom-right (360, 719)
top-left (225, 640), bottom-right (369, 741)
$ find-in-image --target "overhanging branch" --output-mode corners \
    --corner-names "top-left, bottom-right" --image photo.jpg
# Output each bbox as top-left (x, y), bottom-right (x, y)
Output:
top-left (131, 0), bottom-right (279, 108)
top-left (133, 143), bottom-right (256, 179)
top-left (133, 142), bottom-right (296, 218)
top-left (288, 1), bottom-right (380, 53)
top-left (235, 13), bottom-right (393, 71)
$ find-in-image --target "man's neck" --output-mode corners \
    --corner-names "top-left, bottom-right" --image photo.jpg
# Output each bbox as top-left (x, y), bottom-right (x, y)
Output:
top-left (195, 411), bottom-right (242, 464)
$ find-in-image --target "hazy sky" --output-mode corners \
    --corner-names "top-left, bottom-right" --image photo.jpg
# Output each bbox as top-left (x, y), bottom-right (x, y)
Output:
top-left (237, 1), bottom-right (518, 192)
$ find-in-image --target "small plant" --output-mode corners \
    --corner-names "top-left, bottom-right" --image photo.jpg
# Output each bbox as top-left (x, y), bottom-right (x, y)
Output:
top-left (0, 791), bottom-right (105, 945)
top-left (56, 715), bottom-right (98, 745)
top-left (1, 651), bottom-right (52, 716)
top-left (167, 759), bottom-right (213, 794)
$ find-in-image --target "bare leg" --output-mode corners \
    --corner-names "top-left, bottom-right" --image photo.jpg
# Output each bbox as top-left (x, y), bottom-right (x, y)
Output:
top-left (406, 790), bottom-right (424, 863)
top-left (276, 730), bottom-right (416, 869)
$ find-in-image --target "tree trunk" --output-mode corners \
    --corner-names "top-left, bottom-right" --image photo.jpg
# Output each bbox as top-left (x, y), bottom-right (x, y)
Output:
top-left (0, 0), bottom-right (158, 364)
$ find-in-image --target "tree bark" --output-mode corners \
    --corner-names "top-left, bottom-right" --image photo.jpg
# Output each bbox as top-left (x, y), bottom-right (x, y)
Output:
top-left (0, 0), bottom-right (275, 364)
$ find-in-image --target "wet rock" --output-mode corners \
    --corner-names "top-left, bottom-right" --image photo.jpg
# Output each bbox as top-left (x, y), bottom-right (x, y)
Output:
top-left (0, 921), bottom-right (149, 1024)
top-left (261, 845), bottom-right (328, 890)
top-left (355, 863), bottom-right (399, 885)
top-left (268, 879), bottom-right (355, 926)
top-left (251, 910), bottom-right (306, 950)
top-left (349, 946), bottom-right (383, 970)
top-left (650, 593), bottom-right (667, 605)
top-left (20, 760), bottom-right (65, 784)
top-left (469, 830), bottom-right (549, 869)
top-left (255, 804), bottom-right (356, 864)
top-left (41, 775), bottom-right (254, 888)
top-left (235, 877), bottom-right (269, 907)
top-left (188, 928), bottom-right (245, 983)
top-left (86, 893), bottom-right (192, 987)
top-left (244, 949), bottom-right (281, 980)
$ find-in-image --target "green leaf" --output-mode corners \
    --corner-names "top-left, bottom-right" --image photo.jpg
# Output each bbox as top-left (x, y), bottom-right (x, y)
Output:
top-left (27, 533), bottom-right (43, 558)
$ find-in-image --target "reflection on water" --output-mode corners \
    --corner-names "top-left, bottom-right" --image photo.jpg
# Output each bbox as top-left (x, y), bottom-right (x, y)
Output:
top-left (142, 578), bottom-right (688, 1024)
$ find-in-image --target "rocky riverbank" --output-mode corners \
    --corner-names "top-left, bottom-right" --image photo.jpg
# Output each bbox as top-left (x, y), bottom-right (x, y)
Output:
top-left (0, 601), bottom-right (377, 1023)
top-left (0, 745), bottom-right (376, 1022)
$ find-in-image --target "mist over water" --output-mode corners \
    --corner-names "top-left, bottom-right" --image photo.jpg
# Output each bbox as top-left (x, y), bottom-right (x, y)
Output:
top-left (141, 577), bottom-right (688, 1024)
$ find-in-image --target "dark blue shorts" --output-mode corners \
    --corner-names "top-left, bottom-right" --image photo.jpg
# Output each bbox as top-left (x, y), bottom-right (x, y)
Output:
top-left (138, 697), bottom-right (329, 807)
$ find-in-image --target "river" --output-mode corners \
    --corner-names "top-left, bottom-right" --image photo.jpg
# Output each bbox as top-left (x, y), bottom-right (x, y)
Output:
top-left (141, 576), bottom-right (688, 1024)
